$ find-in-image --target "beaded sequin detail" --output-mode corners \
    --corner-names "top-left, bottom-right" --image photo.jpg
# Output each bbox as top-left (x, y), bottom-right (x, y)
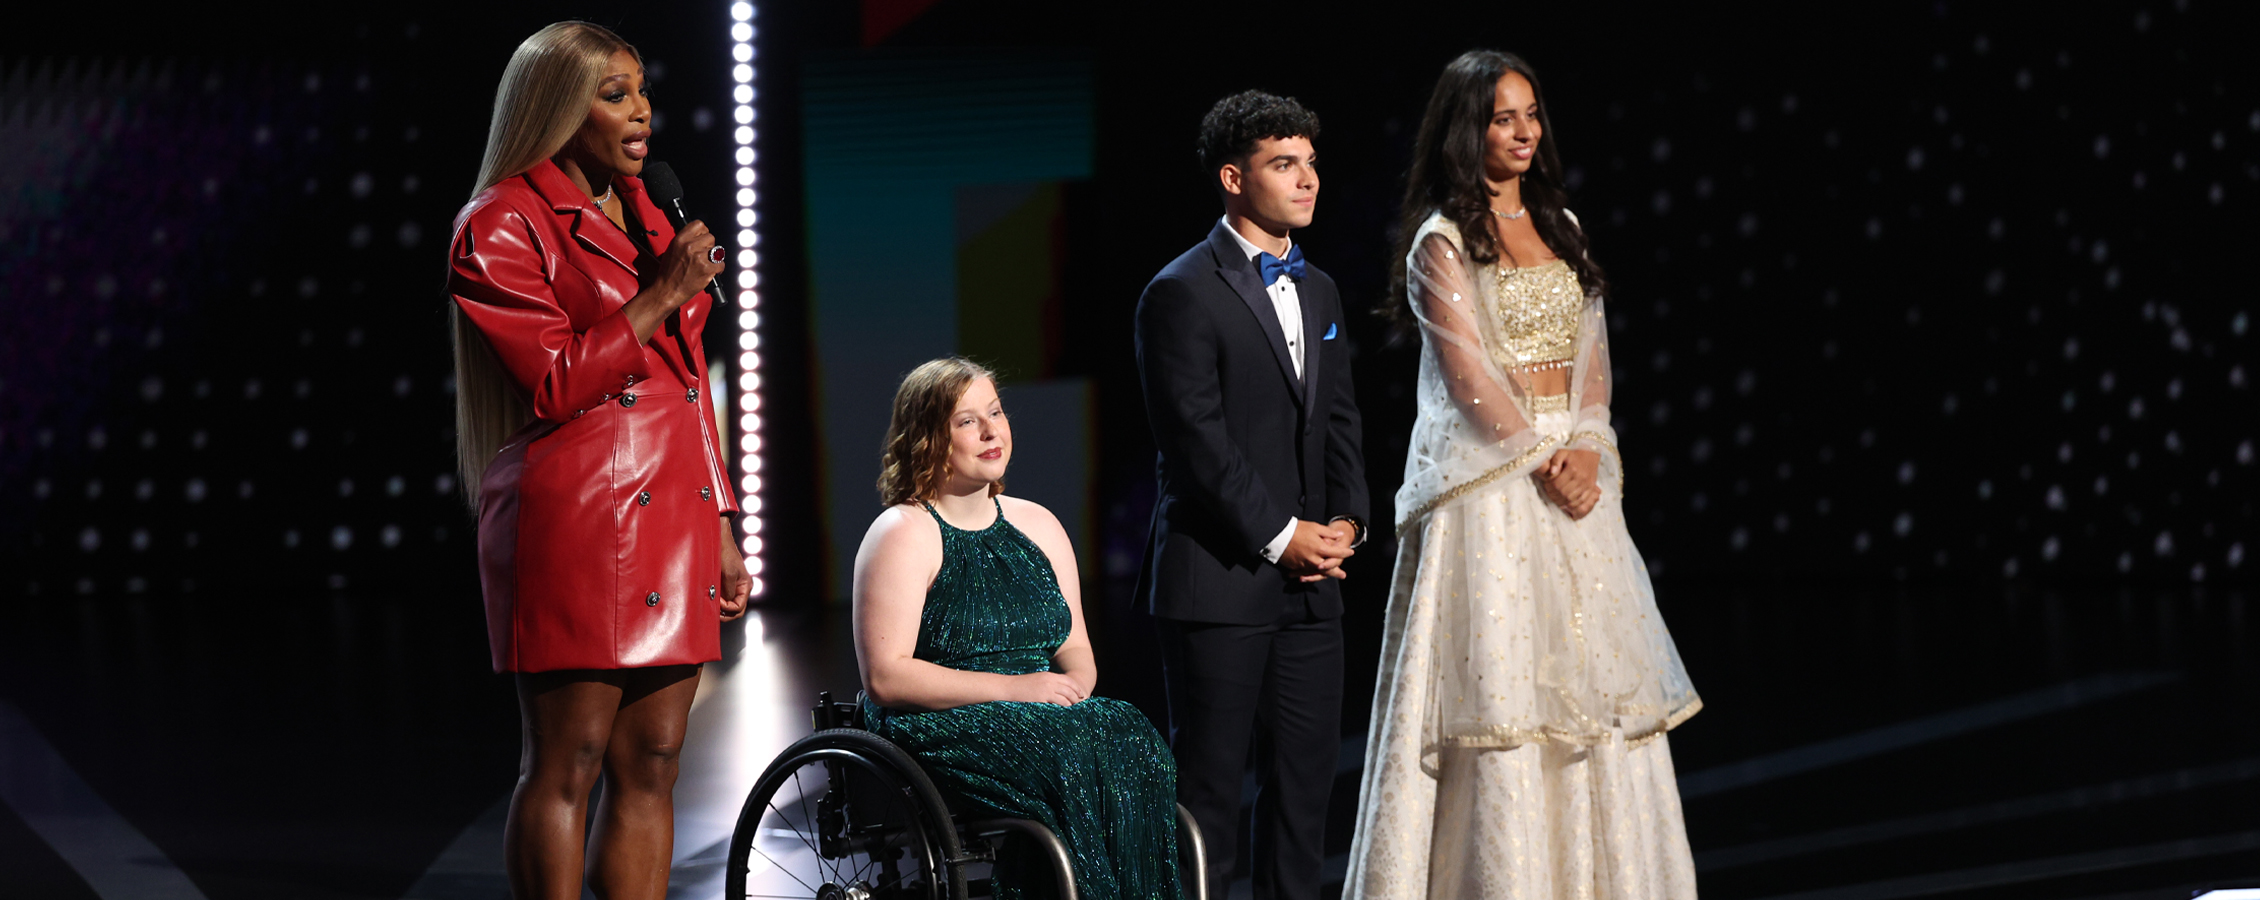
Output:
top-left (863, 500), bottom-right (1185, 900)
top-left (1488, 259), bottom-right (1585, 370)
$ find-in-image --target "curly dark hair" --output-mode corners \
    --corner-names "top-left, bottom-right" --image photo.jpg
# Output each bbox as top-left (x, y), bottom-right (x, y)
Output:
top-left (1382, 50), bottom-right (1608, 337)
top-left (1197, 90), bottom-right (1322, 187)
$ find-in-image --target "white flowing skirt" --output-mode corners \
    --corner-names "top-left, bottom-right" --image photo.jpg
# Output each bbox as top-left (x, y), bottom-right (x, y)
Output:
top-left (1347, 411), bottom-right (1698, 900)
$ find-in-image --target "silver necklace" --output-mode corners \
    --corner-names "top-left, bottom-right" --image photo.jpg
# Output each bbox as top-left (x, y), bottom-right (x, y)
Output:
top-left (593, 184), bottom-right (615, 206)
top-left (1490, 206), bottom-right (1527, 220)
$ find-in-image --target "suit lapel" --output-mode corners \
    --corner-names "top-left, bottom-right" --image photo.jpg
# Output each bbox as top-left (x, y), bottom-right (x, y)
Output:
top-left (526, 161), bottom-right (699, 387)
top-left (1299, 278), bottom-right (1323, 415)
top-left (565, 206), bottom-right (642, 277)
top-left (525, 160), bottom-right (642, 279)
top-left (1207, 223), bottom-right (1305, 407)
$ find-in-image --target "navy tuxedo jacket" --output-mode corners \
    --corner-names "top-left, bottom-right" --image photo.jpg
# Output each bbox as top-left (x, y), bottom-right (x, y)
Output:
top-left (1134, 221), bottom-right (1371, 625)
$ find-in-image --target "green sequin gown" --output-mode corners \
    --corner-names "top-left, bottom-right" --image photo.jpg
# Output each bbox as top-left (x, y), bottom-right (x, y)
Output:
top-left (864, 500), bottom-right (1184, 900)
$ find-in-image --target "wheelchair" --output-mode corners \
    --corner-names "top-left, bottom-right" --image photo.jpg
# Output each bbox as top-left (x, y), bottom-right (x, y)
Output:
top-left (724, 691), bottom-right (1209, 900)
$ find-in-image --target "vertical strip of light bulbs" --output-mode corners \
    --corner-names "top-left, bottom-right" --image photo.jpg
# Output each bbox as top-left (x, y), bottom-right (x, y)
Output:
top-left (728, 1), bottom-right (765, 597)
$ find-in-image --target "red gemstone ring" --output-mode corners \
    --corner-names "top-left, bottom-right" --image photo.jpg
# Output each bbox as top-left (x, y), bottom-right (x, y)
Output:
top-left (706, 245), bottom-right (727, 264)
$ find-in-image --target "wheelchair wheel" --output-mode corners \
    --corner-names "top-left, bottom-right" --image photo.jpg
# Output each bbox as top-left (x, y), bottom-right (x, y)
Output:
top-left (725, 728), bottom-right (966, 900)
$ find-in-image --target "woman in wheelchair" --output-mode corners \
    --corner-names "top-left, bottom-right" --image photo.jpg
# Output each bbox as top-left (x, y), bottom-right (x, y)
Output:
top-left (850, 358), bottom-right (1185, 900)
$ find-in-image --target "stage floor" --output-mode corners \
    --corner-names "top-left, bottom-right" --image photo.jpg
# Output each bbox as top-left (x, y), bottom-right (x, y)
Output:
top-left (1, 586), bottom-right (2255, 899)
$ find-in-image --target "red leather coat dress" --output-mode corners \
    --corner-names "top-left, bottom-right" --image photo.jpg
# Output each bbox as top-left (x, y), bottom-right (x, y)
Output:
top-left (448, 159), bottom-right (738, 673)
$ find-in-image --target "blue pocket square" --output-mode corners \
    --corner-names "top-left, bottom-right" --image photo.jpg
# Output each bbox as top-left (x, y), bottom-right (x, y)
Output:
top-left (1322, 322), bottom-right (1338, 340)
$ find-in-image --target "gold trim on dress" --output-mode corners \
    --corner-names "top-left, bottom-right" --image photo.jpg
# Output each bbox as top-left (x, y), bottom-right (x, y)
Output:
top-left (1395, 435), bottom-right (1560, 530)
top-left (1428, 696), bottom-right (1703, 754)
top-left (1569, 430), bottom-right (1626, 495)
top-left (1527, 393), bottom-right (1570, 414)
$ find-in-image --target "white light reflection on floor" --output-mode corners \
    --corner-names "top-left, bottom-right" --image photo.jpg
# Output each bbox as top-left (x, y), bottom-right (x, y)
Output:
top-left (402, 609), bottom-right (809, 900)
top-left (669, 610), bottom-right (803, 899)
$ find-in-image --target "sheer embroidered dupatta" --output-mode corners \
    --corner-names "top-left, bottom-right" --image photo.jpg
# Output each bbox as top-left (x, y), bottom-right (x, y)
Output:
top-left (1394, 212), bottom-right (1619, 531)
top-left (1393, 210), bottom-right (1695, 754)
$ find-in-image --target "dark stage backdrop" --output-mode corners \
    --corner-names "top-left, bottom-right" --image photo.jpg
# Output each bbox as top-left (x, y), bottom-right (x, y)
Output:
top-left (823, 0), bottom-right (2259, 740)
top-left (1, 1), bottom-right (2256, 897)
top-left (5, 1), bottom-right (2252, 645)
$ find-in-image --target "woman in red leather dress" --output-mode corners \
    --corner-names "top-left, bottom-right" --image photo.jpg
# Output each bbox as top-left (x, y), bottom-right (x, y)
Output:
top-left (445, 22), bottom-right (749, 900)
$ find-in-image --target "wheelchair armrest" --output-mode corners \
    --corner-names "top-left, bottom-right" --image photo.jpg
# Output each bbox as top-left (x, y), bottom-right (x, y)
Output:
top-left (811, 690), bottom-right (867, 731)
top-left (1177, 802), bottom-right (1208, 900)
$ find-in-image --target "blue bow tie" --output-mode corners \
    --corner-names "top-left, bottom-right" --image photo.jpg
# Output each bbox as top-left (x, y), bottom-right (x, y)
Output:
top-left (1257, 245), bottom-right (1306, 287)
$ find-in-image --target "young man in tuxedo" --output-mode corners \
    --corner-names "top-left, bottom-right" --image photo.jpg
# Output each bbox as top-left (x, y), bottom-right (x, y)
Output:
top-left (1133, 90), bottom-right (1370, 900)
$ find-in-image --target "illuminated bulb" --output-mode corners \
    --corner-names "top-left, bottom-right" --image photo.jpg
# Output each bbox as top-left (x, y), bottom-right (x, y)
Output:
top-left (728, 3), bottom-right (761, 595)
top-left (747, 576), bottom-right (765, 596)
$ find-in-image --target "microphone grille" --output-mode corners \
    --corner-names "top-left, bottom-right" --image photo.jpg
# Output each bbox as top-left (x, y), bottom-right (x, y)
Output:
top-left (640, 161), bottom-right (685, 203)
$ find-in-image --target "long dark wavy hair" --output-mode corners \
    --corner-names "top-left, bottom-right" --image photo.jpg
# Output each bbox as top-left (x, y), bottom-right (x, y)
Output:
top-left (1383, 50), bottom-right (1607, 336)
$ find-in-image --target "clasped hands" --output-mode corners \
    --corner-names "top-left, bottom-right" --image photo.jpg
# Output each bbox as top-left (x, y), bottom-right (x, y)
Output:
top-left (1534, 448), bottom-right (1602, 519)
top-left (1003, 671), bottom-right (1091, 707)
top-left (1281, 519), bottom-right (1356, 583)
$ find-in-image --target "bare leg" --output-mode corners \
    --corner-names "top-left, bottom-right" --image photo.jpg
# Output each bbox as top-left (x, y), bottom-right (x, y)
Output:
top-left (507, 669), bottom-right (628, 900)
top-left (586, 664), bottom-right (701, 900)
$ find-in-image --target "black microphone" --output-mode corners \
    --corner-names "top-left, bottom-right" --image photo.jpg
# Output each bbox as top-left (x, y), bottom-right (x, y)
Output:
top-left (639, 161), bottom-right (726, 307)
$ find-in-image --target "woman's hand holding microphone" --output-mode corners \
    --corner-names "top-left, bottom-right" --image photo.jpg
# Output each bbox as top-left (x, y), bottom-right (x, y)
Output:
top-left (624, 219), bottom-right (726, 343)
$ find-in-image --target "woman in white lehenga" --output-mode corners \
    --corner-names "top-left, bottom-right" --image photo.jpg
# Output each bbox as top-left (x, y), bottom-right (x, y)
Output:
top-left (1345, 50), bottom-right (1702, 899)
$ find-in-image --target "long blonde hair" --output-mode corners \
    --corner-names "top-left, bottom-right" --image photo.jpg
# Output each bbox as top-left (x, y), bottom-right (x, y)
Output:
top-left (877, 358), bottom-right (1005, 507)
top-left (452, 21), bottom-right (638, 508)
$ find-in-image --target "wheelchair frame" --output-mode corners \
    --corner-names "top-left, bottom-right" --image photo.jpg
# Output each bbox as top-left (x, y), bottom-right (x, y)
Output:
top-left (723, 691), bottom-right (1208, 900)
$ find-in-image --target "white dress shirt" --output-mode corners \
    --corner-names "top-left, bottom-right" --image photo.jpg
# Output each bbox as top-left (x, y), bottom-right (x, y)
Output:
top-left (1221, 218), bottom-right (1307, 564)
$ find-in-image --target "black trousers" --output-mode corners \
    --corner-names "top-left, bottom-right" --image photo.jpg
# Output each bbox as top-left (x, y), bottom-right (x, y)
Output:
top-left (1159, 595), bottom-right (1343, 900)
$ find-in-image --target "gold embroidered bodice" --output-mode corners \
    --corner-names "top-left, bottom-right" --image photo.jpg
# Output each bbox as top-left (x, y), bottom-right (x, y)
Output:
top-left (1486, 259), bottom-right (1585, 370)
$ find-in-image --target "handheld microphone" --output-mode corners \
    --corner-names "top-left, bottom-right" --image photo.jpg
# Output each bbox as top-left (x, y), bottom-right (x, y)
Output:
top-left (639, 161), bottom-right (726, 307)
